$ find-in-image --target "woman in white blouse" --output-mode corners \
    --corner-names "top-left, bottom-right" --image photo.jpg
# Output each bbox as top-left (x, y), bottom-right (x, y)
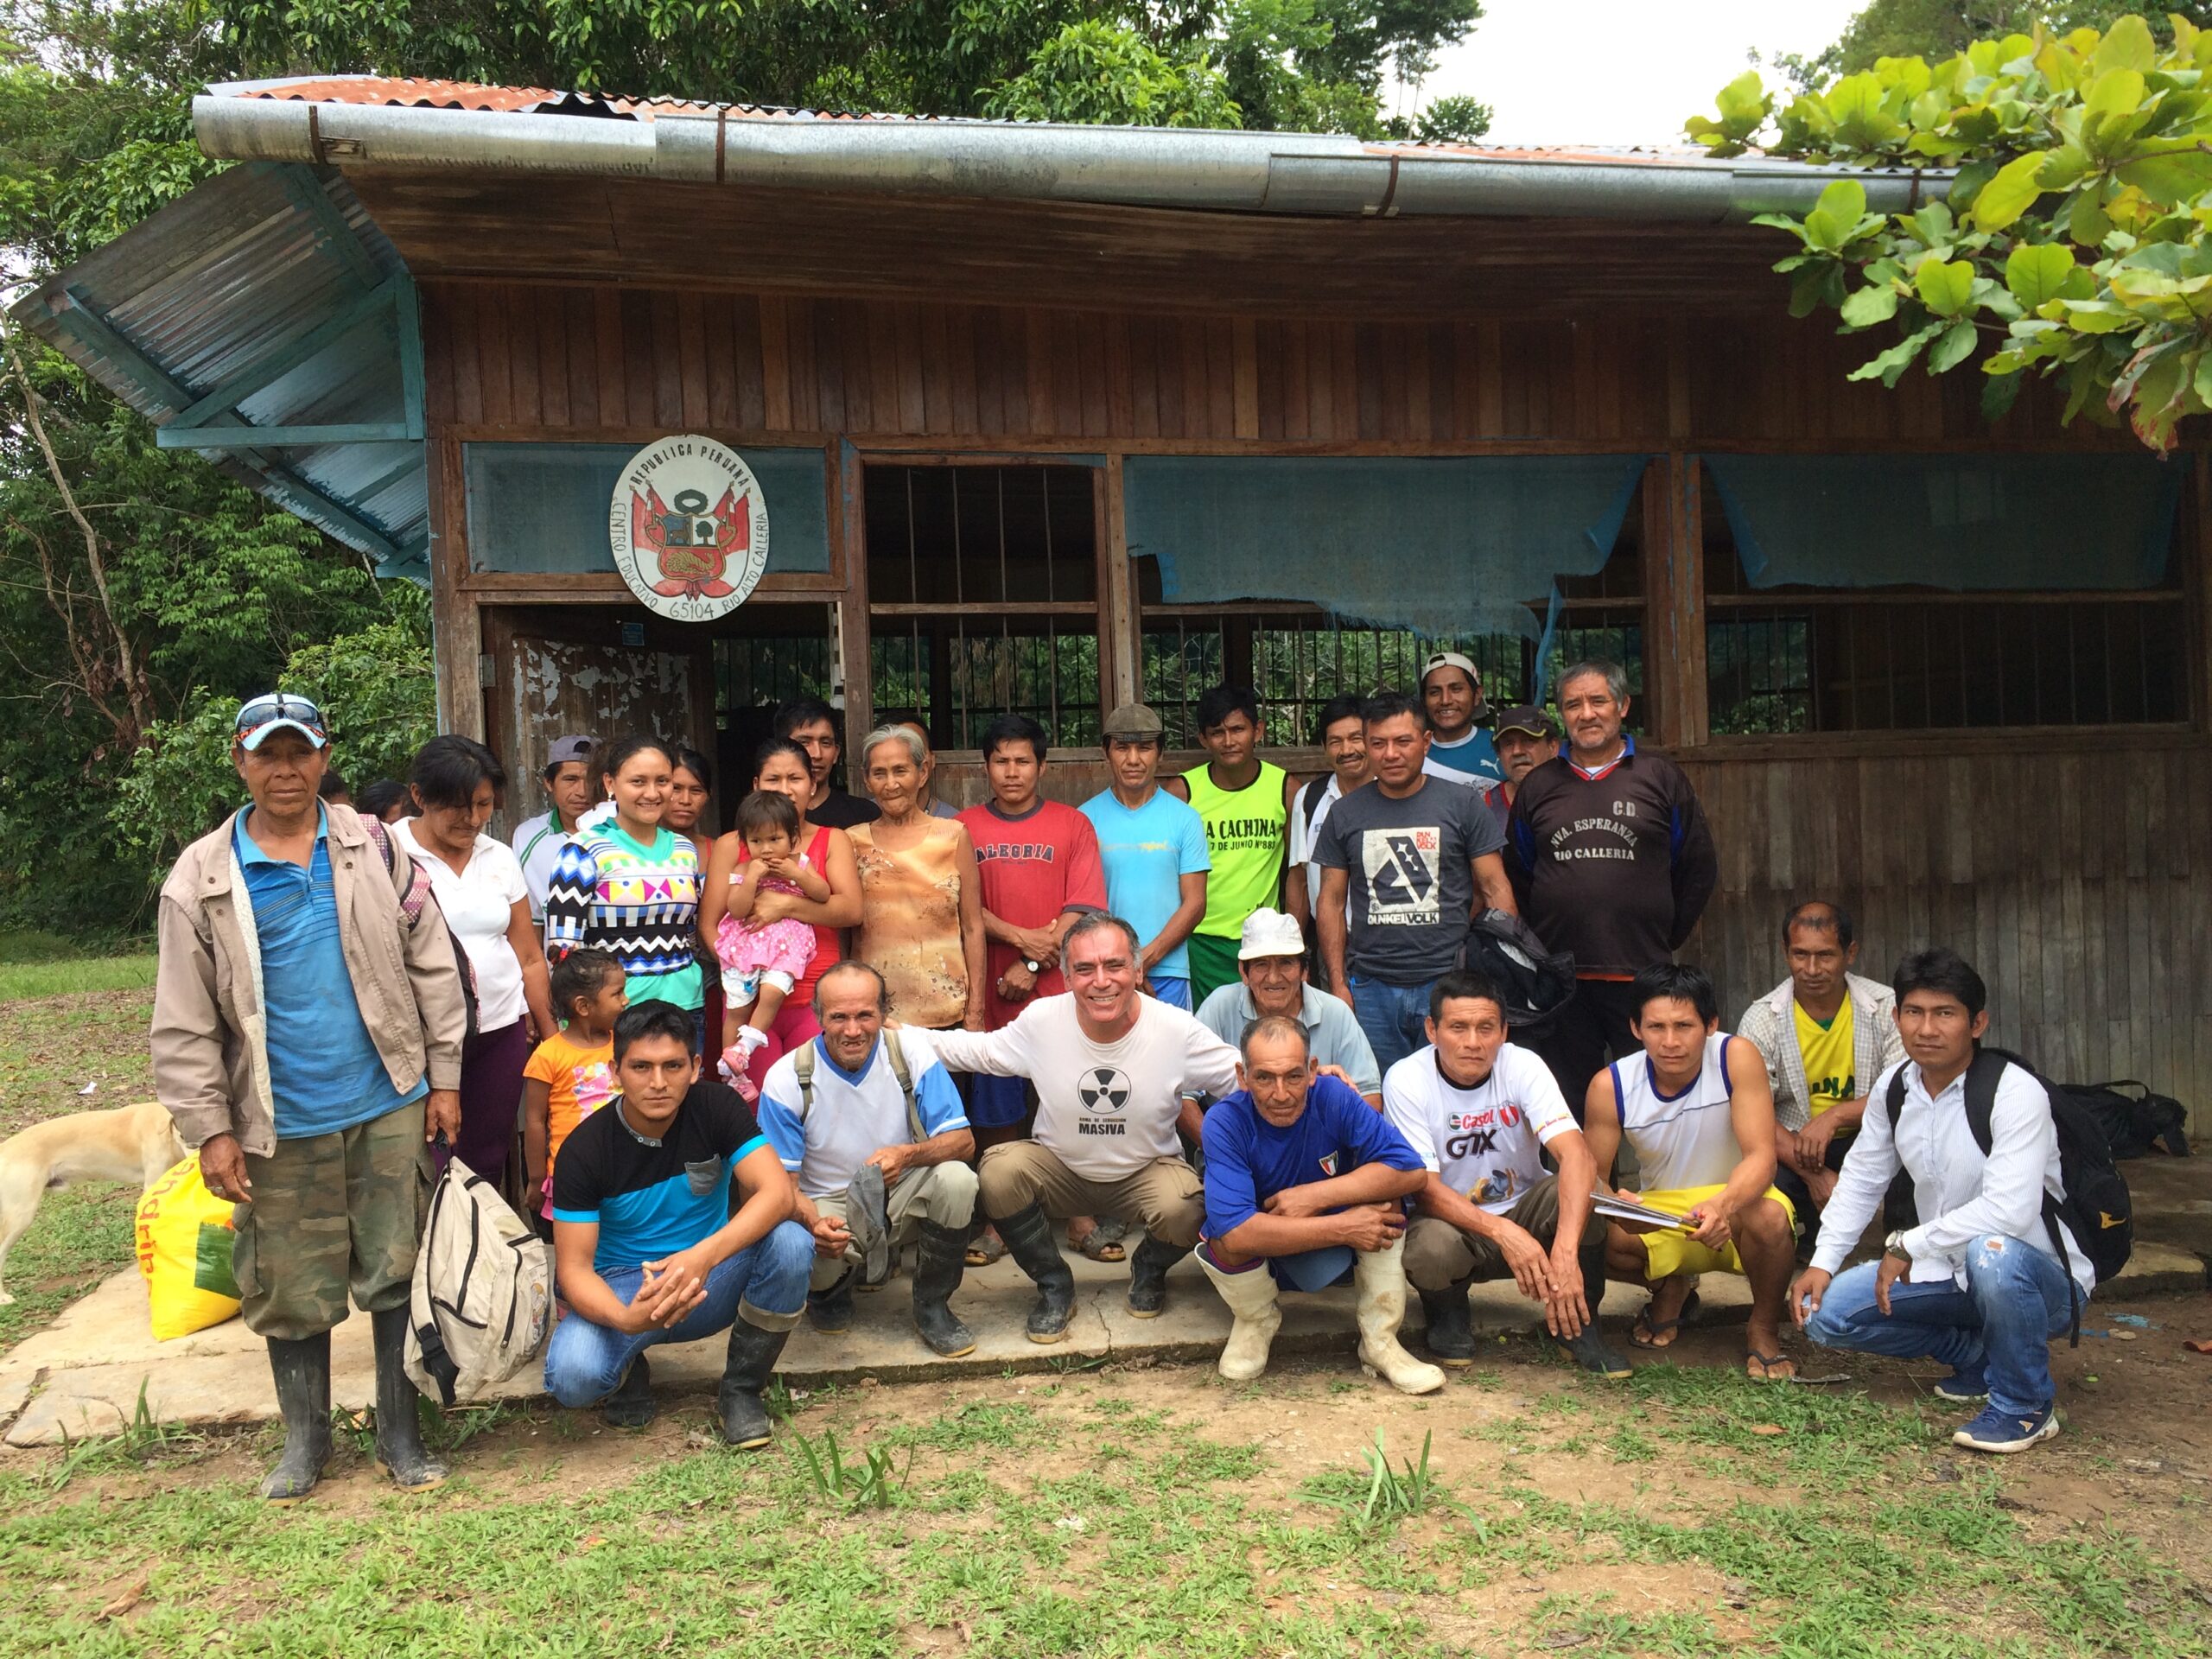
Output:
top-left (396, 735), bottom-right (556, 1185)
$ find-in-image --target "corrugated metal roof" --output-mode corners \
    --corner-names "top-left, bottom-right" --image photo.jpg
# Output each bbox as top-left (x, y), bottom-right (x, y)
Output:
top-left (6, 162), bottom-right (429, 581)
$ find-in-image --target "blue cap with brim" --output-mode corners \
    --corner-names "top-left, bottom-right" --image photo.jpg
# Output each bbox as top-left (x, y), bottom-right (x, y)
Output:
top-left (235, 692), bottom-right (328, 751)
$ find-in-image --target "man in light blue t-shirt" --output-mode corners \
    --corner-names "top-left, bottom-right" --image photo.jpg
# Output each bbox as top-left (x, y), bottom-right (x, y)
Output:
top-left (1081, 702), bottom-right (1211, 1010)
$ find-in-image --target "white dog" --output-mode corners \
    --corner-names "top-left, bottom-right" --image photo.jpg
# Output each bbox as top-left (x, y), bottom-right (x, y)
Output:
top-left (0, 1101), bottom-right (184, 1305)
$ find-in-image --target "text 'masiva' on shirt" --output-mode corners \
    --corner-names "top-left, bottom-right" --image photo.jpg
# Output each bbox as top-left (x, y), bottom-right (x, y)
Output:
top-left (929, 994), bottom-right (1240, 1179)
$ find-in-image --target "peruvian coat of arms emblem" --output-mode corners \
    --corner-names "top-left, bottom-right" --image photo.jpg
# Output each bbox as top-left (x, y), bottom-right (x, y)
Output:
top-left (607, 435), bottom-right (771, 621)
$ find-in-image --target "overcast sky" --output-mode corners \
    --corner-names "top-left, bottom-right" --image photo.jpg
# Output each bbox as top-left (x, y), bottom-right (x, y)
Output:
top-left (1401, 0), bottom-right (1868, 148)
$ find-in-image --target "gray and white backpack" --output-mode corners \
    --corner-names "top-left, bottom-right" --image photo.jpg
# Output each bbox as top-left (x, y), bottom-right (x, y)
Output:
top-left (404, 1153), bottom-right (555, 1405)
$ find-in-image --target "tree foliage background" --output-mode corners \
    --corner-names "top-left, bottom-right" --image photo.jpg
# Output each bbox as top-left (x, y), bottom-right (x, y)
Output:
top-left (1, 0), bottom-right (1487, 939)
top-left (1695, 10), bottom-right (2212, 452)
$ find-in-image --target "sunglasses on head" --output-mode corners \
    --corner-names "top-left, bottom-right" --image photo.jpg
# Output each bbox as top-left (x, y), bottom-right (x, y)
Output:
top-left (234, 693), bottom-right (327, 739)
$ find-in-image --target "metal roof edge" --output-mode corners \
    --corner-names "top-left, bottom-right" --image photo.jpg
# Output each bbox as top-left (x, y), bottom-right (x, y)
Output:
top-left (193, 91), bottom-right (1945, 223)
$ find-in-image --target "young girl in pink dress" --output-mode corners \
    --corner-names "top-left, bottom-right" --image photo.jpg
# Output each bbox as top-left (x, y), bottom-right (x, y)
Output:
top-left (714, 790), bottom-right (825, 1092)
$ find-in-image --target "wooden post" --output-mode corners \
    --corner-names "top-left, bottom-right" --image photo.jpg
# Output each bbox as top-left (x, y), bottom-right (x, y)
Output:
top-left (1640, 452), bottom-right (1708, 748)
top-left (836, 439), bottom-right (873, 765)
top-left (427, 428), bottom-right (486, 738)
top-left (1098, 454), bottom-right (1139, 709)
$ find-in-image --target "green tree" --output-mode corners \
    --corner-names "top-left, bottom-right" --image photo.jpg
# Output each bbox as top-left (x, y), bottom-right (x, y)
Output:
top-left (1690, 14), bottom-right (2212, 452)
top-left (1777, 1), bottom-right (2212, 88)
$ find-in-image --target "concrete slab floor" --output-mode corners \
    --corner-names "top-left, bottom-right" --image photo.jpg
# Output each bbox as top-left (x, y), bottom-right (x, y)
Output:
top-left (3, 1187), bottom-right (2202, 1449)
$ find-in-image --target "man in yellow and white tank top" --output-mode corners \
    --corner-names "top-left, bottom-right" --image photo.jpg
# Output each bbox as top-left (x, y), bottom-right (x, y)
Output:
top-left (1582, 963), bottom-right (1801, 1383)
top-left (1165, 684), bottom-right (1298, 1006)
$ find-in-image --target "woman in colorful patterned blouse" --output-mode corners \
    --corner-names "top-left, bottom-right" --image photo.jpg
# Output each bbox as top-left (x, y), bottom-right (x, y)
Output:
top-left (544, 735), bottom-right (706, 1051)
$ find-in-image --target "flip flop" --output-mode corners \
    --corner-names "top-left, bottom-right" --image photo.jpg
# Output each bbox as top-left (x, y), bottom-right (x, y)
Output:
top-left (1070, 1217), bottom-right (1128, 1262)
top-left (964, 1230), bottom-right (1007, 1268)
top-left (846, 1164), bottom-right (893, 1286)
top-left (1629, 1288), bottom-right (1702, 1350)
top-left (1745, 1351), bottom-right (1797, 1383)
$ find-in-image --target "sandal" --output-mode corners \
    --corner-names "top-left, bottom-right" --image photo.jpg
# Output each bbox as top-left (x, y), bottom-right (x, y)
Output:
top-left (1070, 1217), bottom-right (1128, 1262)
top-left (964, 1230), bottom-right (1007, 1268)
top-left (1629, 1287), bottom-right (1702, 1350)
top-left (1745, 1351), bottom-right (1797, 1383)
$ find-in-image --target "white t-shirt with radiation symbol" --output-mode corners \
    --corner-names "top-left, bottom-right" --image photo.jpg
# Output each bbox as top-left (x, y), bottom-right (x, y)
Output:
top-left (930, 995), bottom-right (1242, 1180)
top-left (1383, 1042), bottom-right (1577, 1215)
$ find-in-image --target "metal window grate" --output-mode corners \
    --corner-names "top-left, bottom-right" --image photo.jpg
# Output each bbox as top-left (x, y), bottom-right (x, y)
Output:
top-left (865, 465), bottom-right (1101, 748)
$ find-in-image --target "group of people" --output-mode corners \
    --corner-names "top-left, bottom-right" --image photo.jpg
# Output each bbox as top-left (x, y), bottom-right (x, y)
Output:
top-left (150, 660), bottom-right (2100, 1504)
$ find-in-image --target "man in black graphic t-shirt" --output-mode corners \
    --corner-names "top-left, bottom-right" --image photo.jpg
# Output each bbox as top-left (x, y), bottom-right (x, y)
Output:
top-left (1316, 691), bottom-right (1515, 1075)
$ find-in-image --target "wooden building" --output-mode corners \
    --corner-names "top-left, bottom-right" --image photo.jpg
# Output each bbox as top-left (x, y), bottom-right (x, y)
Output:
top-left (17, 77), bottom-right (2209, 1128)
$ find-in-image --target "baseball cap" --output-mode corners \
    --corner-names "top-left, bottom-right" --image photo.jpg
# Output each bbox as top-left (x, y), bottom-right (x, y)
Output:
top-left (233, 691), bottom-right (327, 752)
top-left (1237, 907), bottom-right (1306, 962)
top-left (544, 734), bottom-right (595, 767)
top-left (1421, 651), bottom-right (1491, 715)
top-left (1494, 705), bottom-right (1555, 741)
top-left (1101, 702), bottom-right (1166, 741)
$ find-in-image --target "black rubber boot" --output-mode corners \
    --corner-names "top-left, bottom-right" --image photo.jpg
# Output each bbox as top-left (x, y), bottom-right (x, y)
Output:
top-left (1126, 1235), bottom-right (1191, 1318)
top-left (258, 1332), bottom-right (333, 1503)
top-left (600, 1353), bottom-right (658, 1428)
top-left (1418, 1279), bottom-right (1477, 1367)
top-left (911, 1221), bottom-right (977, 1357)
top-left (995, 1202), bottom-right (1077, 1343)
top-left (807, 1269), bottom-right (856, 1333)
top-left (371, 1306), bottom-right (449, 1492)
top-left (718, 1318), bottom-right (791, 1449)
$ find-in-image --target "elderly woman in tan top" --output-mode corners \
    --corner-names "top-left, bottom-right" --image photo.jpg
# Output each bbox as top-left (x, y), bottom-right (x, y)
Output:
top-left (849, 725), bottom-right (988, 1032)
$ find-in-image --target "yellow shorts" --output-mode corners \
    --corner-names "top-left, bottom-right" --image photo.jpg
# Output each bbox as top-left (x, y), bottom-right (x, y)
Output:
top-left (1630, 1185), bottom-right (1797, 1281)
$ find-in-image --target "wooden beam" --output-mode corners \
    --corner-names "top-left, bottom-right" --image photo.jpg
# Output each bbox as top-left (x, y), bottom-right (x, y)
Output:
top-left (1640, 453), bottom-right (1708, 747)
top-left (157, 420), bottom-right (416, 448)
top-left (1100, 453), bottom-right (1139, 708)
top-left (836, 438), bottom-right (873, 768)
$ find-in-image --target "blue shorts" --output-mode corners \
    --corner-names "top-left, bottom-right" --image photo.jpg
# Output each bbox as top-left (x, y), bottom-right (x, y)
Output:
top-left (968, 1073), bottom-right (1032, 1130)
top-left (1147, 977), bottom-right (1191, 1011)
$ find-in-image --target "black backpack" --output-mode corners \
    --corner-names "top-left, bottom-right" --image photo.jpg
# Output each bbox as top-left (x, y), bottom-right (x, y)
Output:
top-left (1454, 909), bottom-right (1578, 1044)
top-left (1884, 1046), bottom-right (2132, 1344)
top-left (2060, 1079), bottom-right (2190, 1161)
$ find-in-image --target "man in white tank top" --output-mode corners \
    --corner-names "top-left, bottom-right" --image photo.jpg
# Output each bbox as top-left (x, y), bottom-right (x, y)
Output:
top-left (1583, 964), bottom-right (1799, 1382)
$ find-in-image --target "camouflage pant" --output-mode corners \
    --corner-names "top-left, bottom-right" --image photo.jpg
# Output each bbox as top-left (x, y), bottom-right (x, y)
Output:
top-left (232, 1099), bottom-right (431, 1340)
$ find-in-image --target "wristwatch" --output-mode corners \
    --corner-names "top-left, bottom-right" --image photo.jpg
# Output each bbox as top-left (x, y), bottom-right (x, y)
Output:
top-left (1023, 958), bottom-right (1042, 973)
top-left (1883, 1230), bottom-right (1909, 1257)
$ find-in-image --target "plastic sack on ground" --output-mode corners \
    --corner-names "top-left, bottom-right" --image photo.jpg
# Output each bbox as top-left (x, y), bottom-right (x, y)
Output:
top-left (134, 1155), bottom-right (241, 1339)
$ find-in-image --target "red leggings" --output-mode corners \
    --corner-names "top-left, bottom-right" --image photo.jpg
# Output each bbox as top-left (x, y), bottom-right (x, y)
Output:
top-left (741, 995), bottom-right (823, 1090)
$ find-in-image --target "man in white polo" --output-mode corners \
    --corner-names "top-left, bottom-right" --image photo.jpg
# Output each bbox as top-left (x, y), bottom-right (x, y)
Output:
top-left (1196, 909), bottom-right (1382, 1106)
top-left (930, 913), bottom-right (1242, 1341)
top-left (511, 734), bottom-right (598, 925)
top-left (756, 962), bottom-right (980, 1357)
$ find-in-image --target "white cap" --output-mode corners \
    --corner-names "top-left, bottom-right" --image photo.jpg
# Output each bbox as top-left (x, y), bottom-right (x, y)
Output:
top-left (1237, 907), bottom-right (1306, 962)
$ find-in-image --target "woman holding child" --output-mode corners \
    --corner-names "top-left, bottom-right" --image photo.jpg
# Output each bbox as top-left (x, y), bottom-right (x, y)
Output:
top-left (699, 736), bottom-right (863, 1095)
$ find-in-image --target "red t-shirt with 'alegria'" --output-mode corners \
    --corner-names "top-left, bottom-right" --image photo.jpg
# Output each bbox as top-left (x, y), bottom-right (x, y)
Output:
top-left (957, 798), bottom-right (1107, 1028)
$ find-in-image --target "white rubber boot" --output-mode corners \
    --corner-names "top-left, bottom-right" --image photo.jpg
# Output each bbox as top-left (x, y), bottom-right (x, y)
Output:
top-left (1195, 1251), bottom-right (1283, 1382)
top-left (1355, 1239), bottom-right (1446, 1395)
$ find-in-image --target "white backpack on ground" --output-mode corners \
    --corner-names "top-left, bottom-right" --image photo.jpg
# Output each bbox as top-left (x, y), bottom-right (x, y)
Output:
top-left (404, 1153), bottom-right (555, 1405)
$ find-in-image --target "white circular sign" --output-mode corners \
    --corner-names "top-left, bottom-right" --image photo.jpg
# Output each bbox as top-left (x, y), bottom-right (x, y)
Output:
top-left (607, 435), bottom-right (771, 622)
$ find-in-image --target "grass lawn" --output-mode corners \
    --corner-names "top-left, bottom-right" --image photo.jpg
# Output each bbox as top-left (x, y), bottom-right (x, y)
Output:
top-left (3, 1352), bottom-right (2209, 1657)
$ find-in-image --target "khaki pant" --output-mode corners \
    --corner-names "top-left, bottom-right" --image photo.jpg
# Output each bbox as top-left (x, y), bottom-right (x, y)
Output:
top-left (979, 1143), bottom-right (1204, 1249)
top-left (232, 1098), bottom-right (431, 1341)
top-left (1402, 1174), bottom-right (1606, 1295)
top-left (808, 1160), bottom-right (979, 1290)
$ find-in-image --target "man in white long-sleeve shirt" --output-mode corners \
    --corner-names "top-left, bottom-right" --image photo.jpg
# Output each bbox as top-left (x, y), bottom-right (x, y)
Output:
top-left (929, 912), bottom-right (1241, 1342)
top-left (1790, 948), bottom-right (2091, 1456)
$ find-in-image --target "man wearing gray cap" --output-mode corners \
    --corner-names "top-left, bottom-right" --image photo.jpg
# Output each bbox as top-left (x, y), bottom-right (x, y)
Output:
top-left (1197, 909), bottom-right (1382, 1107)
top-left (1421, 651), bottom-right (1504, 788)
top-left (1080, 703), bottom-right (1211, 1013)
top-left (1484, 705), bottom-right (1559, 837)
top-left (512, 734), bottom-right (600, 925)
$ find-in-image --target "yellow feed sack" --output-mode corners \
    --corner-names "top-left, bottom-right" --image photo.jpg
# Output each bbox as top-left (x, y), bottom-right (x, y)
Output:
top-left (134, 1156), bottom-right (241, 1339)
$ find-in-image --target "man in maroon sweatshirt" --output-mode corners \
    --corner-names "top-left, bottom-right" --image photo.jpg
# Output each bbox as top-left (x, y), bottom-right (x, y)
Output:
top-left (1505, 660), bottom-right (1718, 1117)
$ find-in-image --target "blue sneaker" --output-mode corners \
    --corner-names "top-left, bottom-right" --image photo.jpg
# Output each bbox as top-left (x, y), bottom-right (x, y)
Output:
top-left (1953, 1402), bottom-right (2060, 1454)
top-left (1933, 1365), bottom-right (1989, 1403)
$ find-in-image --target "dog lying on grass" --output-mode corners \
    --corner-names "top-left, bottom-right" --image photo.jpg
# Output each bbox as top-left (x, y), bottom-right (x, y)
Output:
top-left (0, 1101), bottom-right (183, 1305)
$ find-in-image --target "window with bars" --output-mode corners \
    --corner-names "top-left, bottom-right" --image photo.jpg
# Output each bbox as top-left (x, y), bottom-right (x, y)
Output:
top-left (1134, 512), bottom-right (1646, 747)
top-left (866, 465), bottom-right (1104, 749)
top-left (1701, 476), bottom-right (2187, 734)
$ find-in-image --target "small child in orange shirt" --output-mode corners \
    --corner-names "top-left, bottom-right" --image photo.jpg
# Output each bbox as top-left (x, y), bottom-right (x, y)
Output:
top-left (522, 947), bottom-right (626, 1228)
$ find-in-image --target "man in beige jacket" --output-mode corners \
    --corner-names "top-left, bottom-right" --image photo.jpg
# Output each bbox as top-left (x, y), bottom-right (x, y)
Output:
top-left (152, 692), bottom-right (467, 1503)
